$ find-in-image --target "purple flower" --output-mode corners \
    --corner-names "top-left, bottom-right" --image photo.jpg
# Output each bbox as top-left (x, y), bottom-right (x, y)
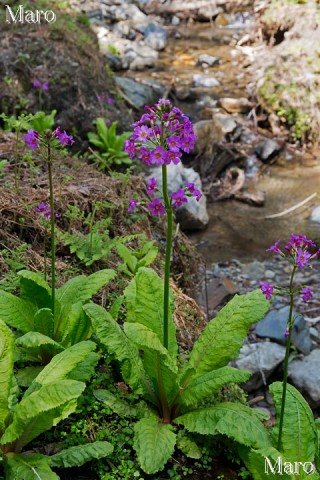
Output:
top-left (148, 198), bottom-right (165, 216)
top-left (124, 140), bottom-right (136, 159)
top-left (138, 148), bottom-right (151, 165)
top-left (172, 189), bottom-right (188, 208)
top-left (166, 150), bottom-right (181, 165)
top-left (54, 126), bottom-right (75, 146)
top-left (301, 287), bottom-right (313, 302)
top-left (150, 146), bottom-right (166, 166)
top-left (35, 203), bottom-right (49, 213)
top-left (296, 248), bottom-right (311, 268)
top-left (147, 177), bottom-right (157, 195)
top-left (97, 95), bottom-right (105, 103)
top-left (33, 80), bottom-right (41, 88)
top-left (167, 135), bottom-right (181, 152)
top-left (135, 125), bottom-right (152, 143)
top-left (285, 234), bottom-right (316, 252)
top-left (128, 199), bottom-right (138, 213)
top-left (193, 189), bottom-right (202, 201)
top-left (259, 281), bottom-right (274, 300)
top-left (284, 327), bottom-right (289, 337)
top-left (107, 96), bottom-right (113, 105)
top-left (24, 130), bottom-right (40, 150)
top-left (33, 80), bottom-right (49, 91)
top-left (266, 240), bottom-right (282, 255)
top-left (185, 183), bottom-right (196, 193)
top-left (42, 81), bottom-right (49, 91)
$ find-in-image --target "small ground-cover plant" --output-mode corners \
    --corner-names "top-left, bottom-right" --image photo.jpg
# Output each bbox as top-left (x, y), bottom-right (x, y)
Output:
top-left (0, 321), bottom-right (113, 479)
top-left (84, 99), bottom-right (271, 475)
top-left (88, 118), bottom-right (132, 170)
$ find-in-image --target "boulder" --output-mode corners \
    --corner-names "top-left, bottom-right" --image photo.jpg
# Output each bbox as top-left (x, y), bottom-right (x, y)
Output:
top-left (256, 306), bottom-right (312, 355)
top-left (147, 163), bottom-right (208, 231)
top-left (310, 205), bottom-right (320, 223)
top-left (114, 76), bottom-right (162, 109)
top-left (255, 139), bottom-right (282, 162)
top-left (235, 342), bottom-right (286, 391)
top-left (288, 350), bottom-right (320, 406)
top-left (193, 74), bottom-right (220, 88)
top-left (198, 54), bottom-right (220, 67)
top-left (140, 24), bottom-right (168, 51)
top-left (218, 97), bottom-right (253, 114)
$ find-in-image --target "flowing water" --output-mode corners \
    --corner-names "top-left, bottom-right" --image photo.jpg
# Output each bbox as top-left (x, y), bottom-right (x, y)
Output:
top-left (131, 18), bottom-right (320, 265)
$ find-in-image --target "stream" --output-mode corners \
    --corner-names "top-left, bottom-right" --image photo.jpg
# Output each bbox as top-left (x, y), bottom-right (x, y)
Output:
top-left (123, 14), bottom-right (320, 266)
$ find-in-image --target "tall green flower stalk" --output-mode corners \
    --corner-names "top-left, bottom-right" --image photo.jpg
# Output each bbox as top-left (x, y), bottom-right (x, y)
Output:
top-left (125, 98), bottom-right (200, 351)
top-left (24, 126), bottom-right (74, 314)
top-left (260, 235), bottom-right (319, 450)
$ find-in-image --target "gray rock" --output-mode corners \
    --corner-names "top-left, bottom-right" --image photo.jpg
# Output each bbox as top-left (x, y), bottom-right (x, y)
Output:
top-left (255, 139), bottom-right (282, 162)
top-left (235, 342), bottom-right (286, 391)
top-left (141, 24), bottom-right (168, 51)
top-left (126, 43), bottom-right (159, 70)
top-left (147, 163), bottom-right (208, 231)
top-left (114, 77), bottom-right (160, 109)
top-left (218, 97), bottom-right (253, 114)
top-left (288, 350), bottom-right (320, 405)
top-left (193, 74), bottom-right (220, 88)
top-left (242, 261), bottom-right (265, 281)
top-left (256, 306), bottom-right (312, 355)
top-left (198, 54), bottom-right (220, 67)
top-left (105, 52), bottom-right (124, 71)
top-left (310, 205), bottom-right (320, 223)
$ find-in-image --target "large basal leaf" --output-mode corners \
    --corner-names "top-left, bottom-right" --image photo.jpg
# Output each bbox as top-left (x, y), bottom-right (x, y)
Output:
top-left (176, 433), bottom-right (202, 459)
top-left (124, 267), bottom-right (178, 358)
top-left (84, 304), bottom-right (157, 404)
top-left (0, 290), bottom-right (35, 333)
top-left (175, 402), bottom-right (271, 450)
top-left (1, 380), bottom-right (85, 450)
top-left (57, 302), bottom-right (92, 347)
top-left (24, 341), bottom-right (97, 397)
top-left (133, 416), bottom-right (176, 474)
top-left (49, 441), bottom-right (113, 468)
top-left (33, 308), bottom-right (54, 338)
top-left (0, 320), bottom-right (14, 433)
top-left (270, 382), bottom-right (318, 464)
top-left (124, 323), bottom-right (179, 405)
top-left (15, 367), bottom-right (44, 388)
top-left (177, 366), bottom-right (251, 410)
top-left (18, 270), bottom-right (52, 310)
top-left (4, 453), bottom-right (59, 480)
top-left (186, 290), bottom-right (269, 380)
top-left (16, 332), bottom-right (64, 364)
top-left (239, 446), bottom-right (292, 480)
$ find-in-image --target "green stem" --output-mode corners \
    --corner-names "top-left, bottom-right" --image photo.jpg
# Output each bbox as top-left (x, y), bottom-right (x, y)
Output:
top-left (47, 144), bottom-right (55, 316)
top-left (14, 126), bottom-right (20, 191)
top-left (89, 205), bottom-right (98, 255)
top-left (277, 265), bottom-right (296, 450)
top-left (162, 164), bottom-right (173, 351)
top-left (43, 235), bottom-right (47, 282)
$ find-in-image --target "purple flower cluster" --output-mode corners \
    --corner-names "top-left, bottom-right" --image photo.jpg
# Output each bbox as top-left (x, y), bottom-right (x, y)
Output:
top-left (24, 127), bottom-right (74, 150)
top-left (124, 98), bottom-right (198, 166)
top-left (260, 234), bottom-right (319, 303)
top-left (35, 203), bottom-right (60, 220)
top-left (33, 80), bottom-right (49, 91)
top-left (126, 99), bottom-right (202, 216)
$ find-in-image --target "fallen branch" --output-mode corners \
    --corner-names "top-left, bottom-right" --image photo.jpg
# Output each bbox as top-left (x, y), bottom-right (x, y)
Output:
top-left (263, 192), bottom-right (317, 219)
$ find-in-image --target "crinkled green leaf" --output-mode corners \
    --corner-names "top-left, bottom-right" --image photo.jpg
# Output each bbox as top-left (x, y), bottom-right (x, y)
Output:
top-left (94, 389), bottom-right (148, 418)
top-left (16, 367), bottom-right (44, 388)
top-left (33, 308), bottom-right (54, 338)
top-left (124, 267), bottom-right (177, 358)
top-left (0, 290), bottom-right (35, 333)
top-left (1, 380), bottom-right (85, 450)
top-left (175, 403), bottom-right (271, 450)
top-left (178, 367), bottom-right (251, 409)
top-left (18, 270), bottom-right (52, 310)
top-left (84, 304), bottom-right (157, 404)
top-left (4, 453), bottom-right (59, 480)
top-left (177, 433), bottom-right (202, 459)
top-left (16, 332), bottom-right (64, 363)
top-left (134, 416), bottom-right (176, 474)
top-left (0, 320), bottom-right (14, 433)
top-left (186, 290), bottom-right (269, 380)
top-left (49, 441), bottom-right (113, 468)
top-left (58, 302), bottom-right (92, 348)
top-left (270, 382), bottom-right (317, 464)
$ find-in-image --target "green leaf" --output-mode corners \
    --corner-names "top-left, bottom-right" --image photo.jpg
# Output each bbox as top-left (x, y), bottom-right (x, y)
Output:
top-left (18, 270), bottom-right (52, 310)
top-left (270, 382), bottom-right (317, 463)
top-left (177, 433), bottom-right (202, 459)
top-left (4, 453), bottom-right (59, 480)
top-left (116, 243), bottom-right (138, 273)
top-left (16, 332), bottom-right (64, 363)
top-left (186, 290), bottom-right (269, 380)
top-left (49, 441), bottom-right (113, 468)
top-left (1, 380), bottom-right (85, 450)
top-left (124, 267), bottom-right (177, 358)
top-left (33, 308), bottom-right (54, 338)
top-left (177, 367), bottom-right (251, 409)
top-left (133, 416), bottom-right (176, 474)
top-left (0, 320), bottom-right (15, 433)
top-left (84, 304), bottom-right (157, 404)
top-left (16, 367), bottom-right (44, 388)
top-left (0, 289), bottom-right (35, 333)
top-left (175, 403), bottom-right (271, 450)
top-left (124, 323), bottom-right (179, 404)
top-left (137, 245), bottom-right (158, 269)
top-left (94, 389), bottom-right (148, 418)
top-left (239, 446), bottom-right (292, 480)
top-left (58, 302), bottom-right (92, 348)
